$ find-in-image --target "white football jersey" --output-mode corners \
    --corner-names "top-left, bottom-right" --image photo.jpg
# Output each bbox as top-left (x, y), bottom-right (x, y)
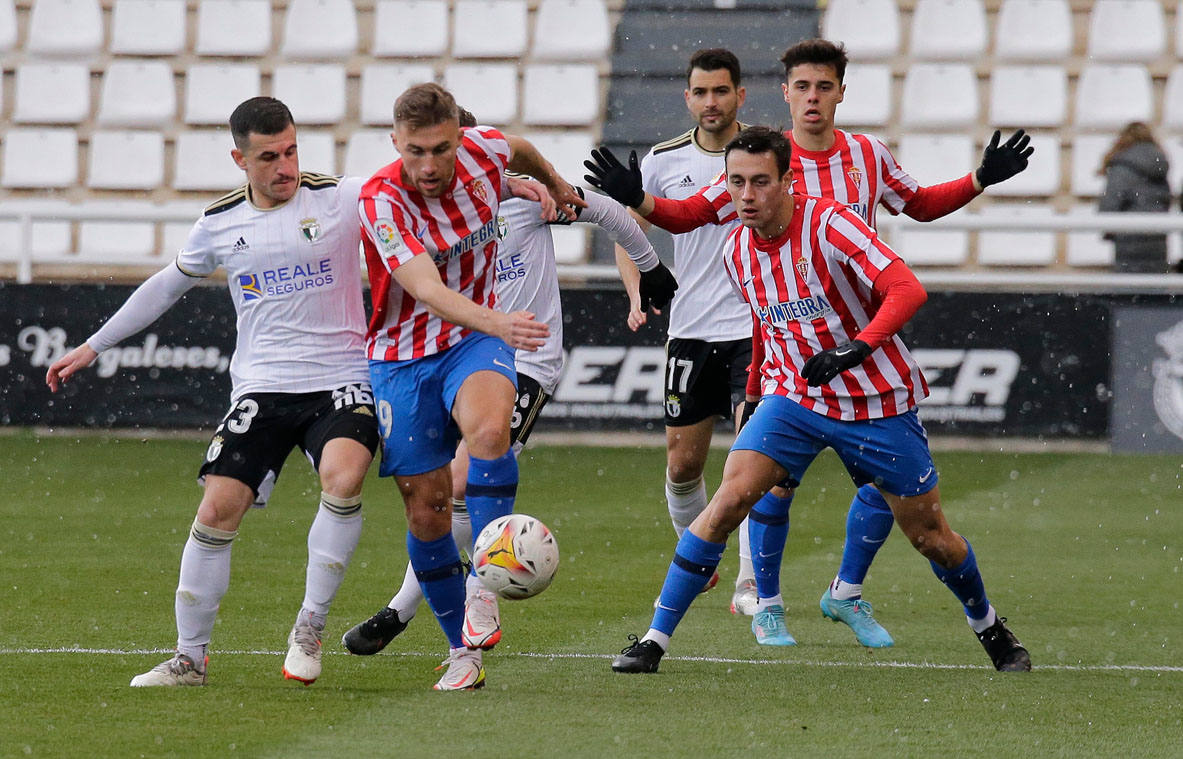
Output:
top-left (641, 127), bottom-right (751, 342)
top-left (177, 173), bottom-right (370, 399)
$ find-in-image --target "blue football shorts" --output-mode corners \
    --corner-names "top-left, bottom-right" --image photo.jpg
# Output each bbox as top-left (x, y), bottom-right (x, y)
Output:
top-left (732, 394), bottom-right (939, 498)
top-left (369, 333), bottom-right (517, 477)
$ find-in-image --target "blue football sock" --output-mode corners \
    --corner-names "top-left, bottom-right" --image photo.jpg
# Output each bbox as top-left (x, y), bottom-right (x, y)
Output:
top-left (748, 491), bottom-right (793, 599)
top-left (407, 532), bottom-right (467, 648)
top-left (837, 484), bottom-right (895, 586)
top-left (930, 538), bottom-right (991, 620)
top-left (650, 532), bottom-right (726, 637)
top-left (467, 450), bottom-right (518, 549)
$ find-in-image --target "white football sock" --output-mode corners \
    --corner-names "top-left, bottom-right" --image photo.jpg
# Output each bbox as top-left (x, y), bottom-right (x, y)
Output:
top-left (665, 472), bottom-right (706, 539)
top-left (754, 593), bottom-right (784, 613)
top-left (641, 629), bottom-right (670, 652)
top-left (388, 560), bottom-right (422, 620)
top-left (452, 498), bottom-right (473, 554)
top-left (968, 604), bottom-right (998, 634)
top-left (301, 492), bottom-right (362, 617)
top-left (175, 519), bottom-right (235, 661)
top-left (830, 577), bottom-right (863, 601)
top-left (735, 515), bottom-right (755, 586)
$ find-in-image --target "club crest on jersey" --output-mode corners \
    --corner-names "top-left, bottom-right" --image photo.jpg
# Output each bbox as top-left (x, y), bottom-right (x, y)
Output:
top-left (847, 166), bottom-right (863, 189)
top-left (206, 435), bottom-right (224, 462)
top-left (469, 178), bottom-right (489, 203)
top-left (496, 215), bottom-right (509, 239)
top-left (795, 255), bottom-right (810, 280)
top-left (238, 273), bottom-right (263, 301)
top-left (299, 217), bottom-right (321, 242)
top-left (374, 220), bottom-right (402, 253)
top-left (666, 394), bottom-right (681, 418)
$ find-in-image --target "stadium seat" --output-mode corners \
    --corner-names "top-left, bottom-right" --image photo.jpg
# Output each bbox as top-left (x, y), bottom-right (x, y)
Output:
top-left (839, 65), bottom-right (892, 127)
top-left (909, 0), bottom-right (987, 61)
top-left (443, 63), bottom-right (518, 124)
top-left (1, 129), bottom-right (79, 188)
top-left (195, 0), bottom-right (272, 56)
top-left (371, 0), bottom-right (449, 57)
top-left (174, 131), bottom-right (244, 191)
top-left (97, 61), bottom-right (177, 128)
top-left (601, 78), bottom-right (690, 146)
top-left (985, 133), bottom-right (1060, 197)
top-left (521, 130), bottom-right (594, 185)
top-left (1069, 134), bottom-right (1111, 197)
top-left (110, 0), bottom-right (187, 55)
top-left (452, 0), bottom-right (528, 58)
top-left (1164, 136), bottom-right (1183, 202)
top-left (993, 0), bottom-right (1071, 61)
top-left (1163, 66), bottom-right (1183, 133)
top-left (26, 0), bottom-right (103, 56)
top-left (344, 130), bottom-right (396, 178)
top-left (1065, 205), bottom-right (1115, 268)
top-left (13, 64), bottom-right (91, 124)
top-left (522, 65), bottom-right (599, 126)
top-left (281, 0), bottom-right (358, 60)
top-left (1, 0), bottom-right (20, 53)
top-left (163, 221), bottom-right (195, 258)
top-left (895, 226), bottom-right (970, 266)
top-left (359, 64), bottom-right (436, 126)
top-left (296, 131), bottom-right (337, 175)
top-left (1177, 1), bottom-right (1183, 57)
top-left (1086, 0), bottom-right (1165, 62)
top-left (987, 65), bottom-right (1067, 128)
top-left (532, 0), bottom-right (611, 61)
top-left (549, 224), bottom-right (589, 265)
top-left (272, 65), bottom-right (348, 125)
top-left (821, 0), bottom-right (900, 61)
top-left (76, 219), bottom-right (158, 262)
top-left (977, 204), bottom-right (1056, 266)
top-left (900, 64), bottom-right (978, 129)
top-left (1073, 65), bottom-right (1153, 131)
top-left (87, 131), bottom-right (166, 190)
top-left (184, 64), bottom-right (262, 125)
top-left (896, 133), bottom-right (974, 184)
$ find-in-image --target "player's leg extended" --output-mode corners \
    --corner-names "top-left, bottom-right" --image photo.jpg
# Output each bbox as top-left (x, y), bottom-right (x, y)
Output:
top-left (820, 484), bottom-right (897, 648)
top-left (747, 485), bottom-right (794, 608)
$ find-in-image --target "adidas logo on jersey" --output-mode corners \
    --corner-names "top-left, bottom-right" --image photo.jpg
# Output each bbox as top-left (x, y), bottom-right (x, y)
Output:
top-left (677, 174), bottom-right (695, 188)
top-left (233, 236), bottom-right (249, 253)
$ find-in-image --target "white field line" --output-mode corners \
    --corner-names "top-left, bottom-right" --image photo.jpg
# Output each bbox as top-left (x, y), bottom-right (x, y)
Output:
top-left (1, 646), bottom-right (1180, 673)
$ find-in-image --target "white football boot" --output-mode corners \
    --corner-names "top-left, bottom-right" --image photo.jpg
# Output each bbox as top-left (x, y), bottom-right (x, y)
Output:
top-left (130, 652), bottom-right (207, 687)
top-left (433, 646), bottom-right (486, 691)
top-left (282, 620), bottom-right (323, 685)
top-left (462, 587), bottom-right (502, 650)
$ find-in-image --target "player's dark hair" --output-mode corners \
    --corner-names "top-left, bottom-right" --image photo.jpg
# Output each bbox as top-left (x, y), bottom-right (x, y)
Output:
top-left (394, 83), bottom-right (459, 128)
top-left (229, 97), bottom-right (294, 150)
top-left (687, 48), bottom-right (742, 87)
top-left (457, 106), bottom-right (478, 129)
top-left (725, 126), bottom-right (792, 177)
top-left (779, 38), bottom-right (848, 83)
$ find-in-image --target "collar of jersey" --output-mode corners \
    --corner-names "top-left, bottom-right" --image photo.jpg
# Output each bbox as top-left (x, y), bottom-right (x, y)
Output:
top-left (246, 183), bottom-right (297, 212)
top-left (790, 129), bottom-right (847, 162)
top-left (691, 122), bottom-right (748, 156)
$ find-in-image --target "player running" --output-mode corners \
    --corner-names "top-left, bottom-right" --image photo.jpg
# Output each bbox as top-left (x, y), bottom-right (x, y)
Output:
top-left (610, 126), bottom-right (1031, 674)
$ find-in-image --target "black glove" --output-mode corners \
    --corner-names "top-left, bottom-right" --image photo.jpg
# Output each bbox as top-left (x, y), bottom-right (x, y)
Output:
top-left (583, 147), bottom-right (645, 208)
top-left (976, 129), bottom-right (1034, 188)
top-left (638, 262), bottom-right (678, 311)
top-left (800, 340), bottom-right (872, 387)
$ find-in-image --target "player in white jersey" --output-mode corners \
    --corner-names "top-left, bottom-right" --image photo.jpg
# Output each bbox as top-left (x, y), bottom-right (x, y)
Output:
top-left (611, 126), bottom-right (1030, 674)
top-left (587, 38), bottom-right (1033, 649)
top-left (613, 49), bottom-right (761, 616)
top-left (342, 109), bottom-right (665, 656)
top-left (45, 98), bottom-right (381, 688)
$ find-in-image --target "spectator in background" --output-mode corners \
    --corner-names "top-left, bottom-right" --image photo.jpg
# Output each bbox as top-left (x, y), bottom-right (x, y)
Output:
top-left (1098, 122), bottom-right (1172, 273)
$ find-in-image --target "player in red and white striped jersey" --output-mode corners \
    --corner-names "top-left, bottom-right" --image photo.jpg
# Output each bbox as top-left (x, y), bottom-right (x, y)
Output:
top-left (611, 127), bottom-right (1030, 674)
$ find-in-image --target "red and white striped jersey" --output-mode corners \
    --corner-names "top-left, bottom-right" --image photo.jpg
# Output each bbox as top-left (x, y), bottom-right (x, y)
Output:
top-left (723, 194), bottom-right (928, 421)
top-left (698, 130), bottom-right (919, 228)
top-left (359, 126), bottom-right (510, 361)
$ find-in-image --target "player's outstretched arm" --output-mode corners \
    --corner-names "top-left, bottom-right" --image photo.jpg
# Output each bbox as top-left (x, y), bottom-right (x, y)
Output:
top-left (392, 254), bottom-right (548, 351)
top-left (505, 135), bottom-right (587, 219)
top-left (45, 343), bottom-right (99, 392)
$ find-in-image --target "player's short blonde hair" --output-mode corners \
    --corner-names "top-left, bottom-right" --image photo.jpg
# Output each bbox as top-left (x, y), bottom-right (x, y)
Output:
top-left (394, 83), bottom-right (459, 129)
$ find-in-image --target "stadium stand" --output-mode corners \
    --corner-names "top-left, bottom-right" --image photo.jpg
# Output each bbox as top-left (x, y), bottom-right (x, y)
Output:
top-left (821, 0), bottom-right (901, 60)
top-left (184, 64), bottom-right (263, 125)
top-left (909, 0), bottom-right (988, 61)
top-left (97, 61), bottom-right (177, 128)
top-left (372, 0), bottom-right (450, 57)
top-left (994, 0), bottom-right (1072, 60)
top-left (109, 0), bottom-right (187, 56)
top-left (195, 0), bottom-right (272, 56)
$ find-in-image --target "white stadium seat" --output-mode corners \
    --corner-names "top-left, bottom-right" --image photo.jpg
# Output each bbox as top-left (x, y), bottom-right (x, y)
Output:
top-left (900, 64), bottom-right (978, 129)
top-left (87, 131), bottom-right (166, 190)
top-left (2, 129), bottom-right (79, 188)
top-left (371, 0), bottom-right (449, 57)
top-left (97, 61), bottom-right (177, 128)
top-left (1065, 205), bottom-right (1115, 268)
top-left (443, 63), bottom-right (518, 125)
top-left (0, 0), bottom-right (18, 53)
top-left (988, 66), bottom-right (1067, 128)
top-left (272, 65), bottom-right (348, 125)
top-left (977, 204), bottom-right (1056, 266)
top-left (984, 133), bottom-right (1060, 197)
top-left (821, 0), bottom-right (900, 61)
top-left (521, 130), bottom-right (594, 185)
top-left (174, 131), bottom-right (244, 191)
top-left (184, 64), bottom-right (262, 125)
top-left (994, 0), bottom-right (1072, 61)
top-left (522, 65), bottom-right (599, 126)
top-left (1163, 66), bottom-right (1183, 133)
top-left (1074, 65), bottom-right (1153, 131)
top-left (1069, 135), bottom-right (1111, 197)
top-left (896, 133), bottom-right (974, 184)
top-left (76, 219), bottom-right (158, 262)
top-left (839, 65), bottom-right (892, 127)
top-left (1087, 0), bottom-right (1165, 62)
top-left (895, 227), bottom-right (970, 266)
top-left (163, 221), bottom-right (195, 258)
top-left (13, 64), bottom-right (90, 124)
top-left (1177, 1), bottom-right (1183, 57)
top-left (344, 130), bottom-right (396, 178)
top-left (909, 0), bottom-right (987, 61)
top-left (110, 0), bottom-right (187, 55)
top-left (452, 0), bottom-right (528, 58)
top-left (281, 0), bottom-right (358, 60)
top-left (533, 0), bottom-right (611, 61)
top-left (1164, 136), bottom-right (1183, 204)
top-left (360, 64), bottom-right (436, 126)
top-left (26, 0), bottom-right (103, 56)
top-left (196, 0), bottom-right (272, 56)
top-left (296, 130), bottom-right (337, 175)
top-left (549, 224), bottom-right (589, 265)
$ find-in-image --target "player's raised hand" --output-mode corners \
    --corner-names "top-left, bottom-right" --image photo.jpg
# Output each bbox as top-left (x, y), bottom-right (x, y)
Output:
top-left (583, 147), bottom-right (645, 208)
top-left (500, 310), bottom-right (550, 352)
top-left (45, 343), bottom-right (98, 393)
top-left (976, 129), bottom-right (1034, 188)
top-left (548, 181), bottom-right (587, 222)
top-left (638, 261), bottom-right (678, 312)
top-left (800, 340), bottom-right (872, 387)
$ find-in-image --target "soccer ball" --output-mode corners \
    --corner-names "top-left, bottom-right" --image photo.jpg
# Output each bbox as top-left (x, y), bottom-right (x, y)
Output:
top-left (471, 513), bottom-right (559, 600)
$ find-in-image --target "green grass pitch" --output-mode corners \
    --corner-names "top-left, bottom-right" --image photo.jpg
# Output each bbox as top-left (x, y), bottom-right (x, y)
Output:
top-left (1, 433), bottom-right (1180, 758)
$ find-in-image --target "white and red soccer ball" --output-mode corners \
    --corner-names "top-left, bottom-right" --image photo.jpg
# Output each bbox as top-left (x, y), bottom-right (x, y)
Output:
top-left (472, 513), bottom-right (559, 600)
